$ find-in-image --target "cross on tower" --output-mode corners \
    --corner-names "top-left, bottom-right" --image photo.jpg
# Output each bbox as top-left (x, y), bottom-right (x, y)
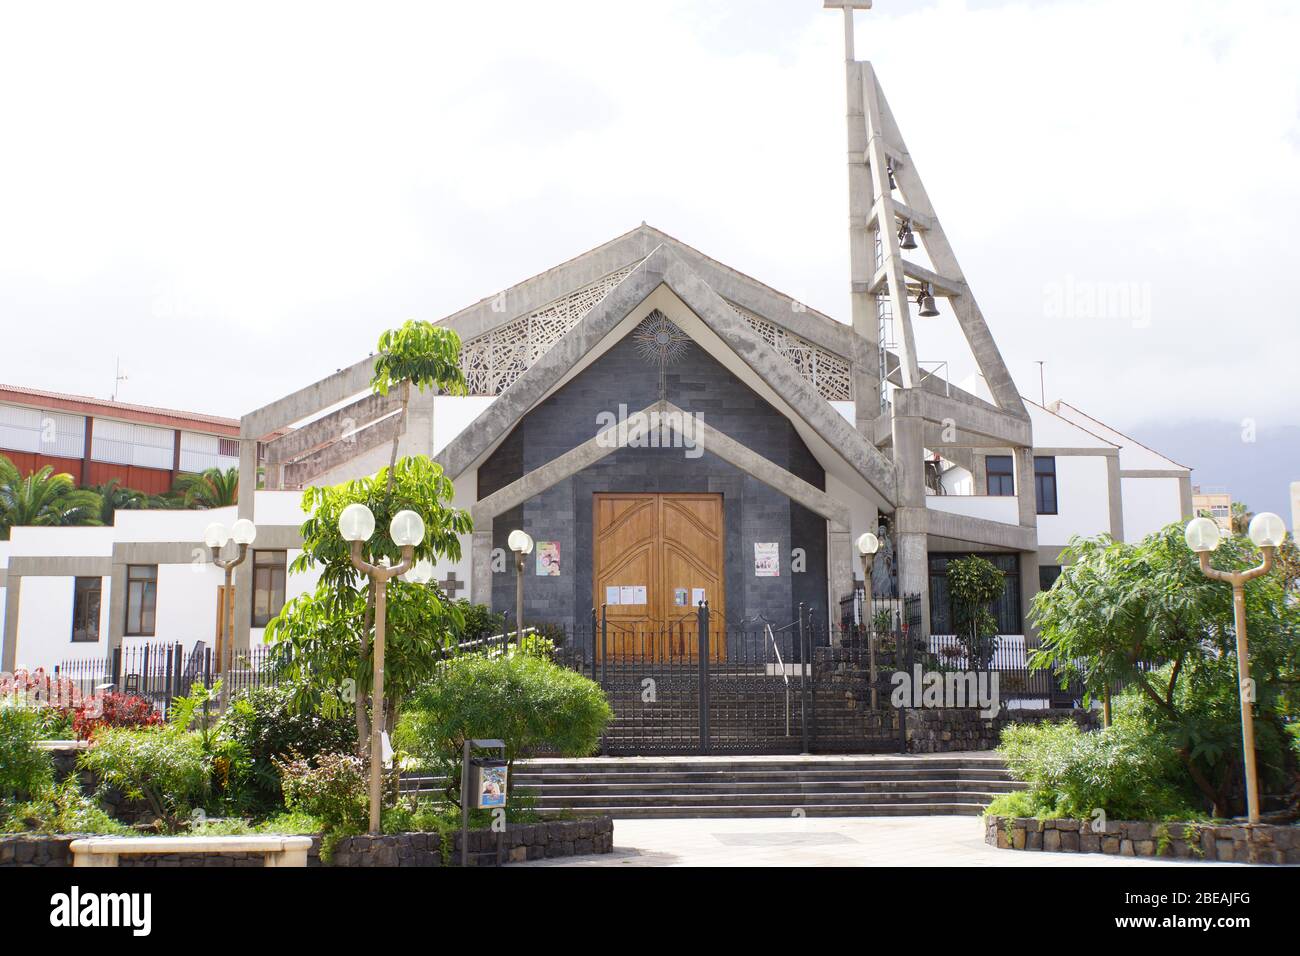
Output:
top-left (438, 572), bottom-right (466, 599)
top-left (823, 0), bottom-right (873, 61)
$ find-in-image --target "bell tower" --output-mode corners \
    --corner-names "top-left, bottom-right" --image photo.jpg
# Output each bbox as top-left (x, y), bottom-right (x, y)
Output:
top-left (824, 1), bottom-right (1037, 637)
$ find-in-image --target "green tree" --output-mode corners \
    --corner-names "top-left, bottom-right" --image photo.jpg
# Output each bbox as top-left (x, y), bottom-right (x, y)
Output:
top-left (0, 457), bottom-right (102, 539)
top-left (371, 319), bottom-right (466, 489)
top-left (265, 456), bottom-right (471, 759)
top-left (946, 555), bottom-right (1003, 669)
top-left (1030, 523), bottom-right (1300, 816)
top-left (171, 466), bottom-right (240, 508)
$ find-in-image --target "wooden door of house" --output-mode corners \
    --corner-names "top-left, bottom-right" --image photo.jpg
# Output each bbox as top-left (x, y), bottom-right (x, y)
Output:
top-left (593, 493), bottom-right (724, 660)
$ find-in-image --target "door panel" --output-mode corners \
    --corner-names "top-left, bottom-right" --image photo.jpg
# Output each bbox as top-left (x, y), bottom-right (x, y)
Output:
top-left (594, 493), bottom-right (724, 660)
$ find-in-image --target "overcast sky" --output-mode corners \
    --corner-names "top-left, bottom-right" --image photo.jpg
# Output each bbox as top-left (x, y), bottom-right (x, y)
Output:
top-left (1, 0), bottom-right (1297, 449)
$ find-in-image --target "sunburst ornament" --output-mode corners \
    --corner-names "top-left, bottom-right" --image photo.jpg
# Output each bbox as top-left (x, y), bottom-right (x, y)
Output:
top-left (633, 311), bottom-right (691, 399)
top-left (633, 311), bottom-right (691, 366)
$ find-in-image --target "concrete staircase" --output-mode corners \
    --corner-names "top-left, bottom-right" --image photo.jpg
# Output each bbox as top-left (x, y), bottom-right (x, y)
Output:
top-left (404, 753), bottom-right (1023, 819)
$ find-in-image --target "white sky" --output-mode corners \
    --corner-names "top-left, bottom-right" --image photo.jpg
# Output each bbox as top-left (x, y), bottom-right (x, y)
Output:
top-left (1, 0), bottom-right (1297, 434)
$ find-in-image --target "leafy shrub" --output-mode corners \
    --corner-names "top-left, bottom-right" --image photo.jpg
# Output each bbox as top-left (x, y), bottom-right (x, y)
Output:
top-left (994, 718), bottom-right (1200, 821)
top-left (274, 751), bottom-right (368, 836)
top-left (397, 652), bottom-right (611, 804)
top-left (1, 778), bottom-right (127, 835)
top-left (219, 685), bottom-right (356, 812)
top-left (70, 693), bottom-right (163, 740)
top-left (78, 726), bottom-right (209, 831)
top-left (0, 706), bottom-right (55, 804)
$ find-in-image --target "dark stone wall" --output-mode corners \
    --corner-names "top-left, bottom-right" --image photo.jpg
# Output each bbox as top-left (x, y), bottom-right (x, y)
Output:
top-left (479, 332), bottom-right (828, 633)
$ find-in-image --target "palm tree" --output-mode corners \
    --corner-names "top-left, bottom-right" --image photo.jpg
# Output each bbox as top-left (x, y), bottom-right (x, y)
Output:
top-left (1230, 501), bottom-right (1253, 536)
top-left (171, 467), bottom-right (239, 509)
top-left (87, 478), bottom-right (151, 525)
top-left (0, 456), bottom-right (102, 539)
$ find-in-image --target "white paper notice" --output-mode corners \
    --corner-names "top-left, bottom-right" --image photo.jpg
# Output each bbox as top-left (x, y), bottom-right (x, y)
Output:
top-left (619, 586), bottom-right (636, 606)
top-left (605, 586), bottom-right (621, 606)
top-left (691, 587), bottom-right (706, 606)
top-left (633, 585), bottom-right (647, 605)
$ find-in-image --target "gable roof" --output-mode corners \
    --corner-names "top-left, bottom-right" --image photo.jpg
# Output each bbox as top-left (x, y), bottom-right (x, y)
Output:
top-left (433, 244), bottom-right (898, 505)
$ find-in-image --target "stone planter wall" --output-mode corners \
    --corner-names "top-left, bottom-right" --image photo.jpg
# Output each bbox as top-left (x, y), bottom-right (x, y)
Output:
top-left (985, 815), bottom-right (1300, 864)
top-left (0, 834), bottom-right (325, 867)
top-left (330, 817), bottom-right (615, 867)
top-left (905, 708), bottom-right (1096, 754)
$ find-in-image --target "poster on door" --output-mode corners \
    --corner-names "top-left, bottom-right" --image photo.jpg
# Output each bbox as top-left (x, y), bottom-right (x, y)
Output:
top-left (754, 542), bottom-right (780, 577)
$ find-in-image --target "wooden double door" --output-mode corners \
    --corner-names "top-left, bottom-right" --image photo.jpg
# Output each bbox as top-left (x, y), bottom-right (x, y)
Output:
top-left (593, 493), bottom-right (725, 660)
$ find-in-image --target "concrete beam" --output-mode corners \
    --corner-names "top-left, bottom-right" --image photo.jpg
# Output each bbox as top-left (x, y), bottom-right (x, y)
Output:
top-left (926, 509), bottom-right (1036, 552)
top-left (263, 391), bottom-right (401, 464)
top-left (241, 357), bottom-right (374, 440)
top-left (893, 389), bottom-right (1031, 446)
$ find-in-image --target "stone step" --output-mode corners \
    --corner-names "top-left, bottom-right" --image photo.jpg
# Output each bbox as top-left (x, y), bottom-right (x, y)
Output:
top-left (515, 780), bottom-right (1023, 797)
top-left (531, 803), bottom-right (989, 819)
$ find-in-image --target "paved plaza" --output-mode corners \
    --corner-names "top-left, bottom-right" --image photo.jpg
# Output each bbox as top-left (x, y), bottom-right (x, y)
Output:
top-left (517, 816), bottom-right (1249, 867)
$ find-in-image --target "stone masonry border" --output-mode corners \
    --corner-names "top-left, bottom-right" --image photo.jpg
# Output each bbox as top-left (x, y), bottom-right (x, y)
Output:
top-left (984, 815), bottom-right (1300, 864)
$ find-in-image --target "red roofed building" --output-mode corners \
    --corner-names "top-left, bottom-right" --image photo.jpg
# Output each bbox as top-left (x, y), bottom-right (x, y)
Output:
top-left (0, 384), bottom-right (242, 495)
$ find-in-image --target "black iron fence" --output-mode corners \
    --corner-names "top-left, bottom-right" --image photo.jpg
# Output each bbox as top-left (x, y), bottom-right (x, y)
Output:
top-left (54, 643), bottom-right (279, 718)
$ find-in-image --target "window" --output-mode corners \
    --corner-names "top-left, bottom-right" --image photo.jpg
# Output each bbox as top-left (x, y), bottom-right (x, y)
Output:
top-left (125, 565), bottom-right (158, 636)
top-left (1039, 565), bottom-right (1062, 593)
top-left (986, 455), bottom-right (1014, 496)
top-left (252, 550), bottom-right (287, 627)
top-left (928, 553), bottom-right (1022, 635)
top-left (1034, 456), bottom-right (1058, 515)
top-left (71, 577), bottom-right (102, 642)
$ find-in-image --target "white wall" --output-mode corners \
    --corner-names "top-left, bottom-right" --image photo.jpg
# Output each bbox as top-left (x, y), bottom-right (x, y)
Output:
top-left (1122, 476), bottom-right (1184, 542)
top-left (433, 396), bottom-right (496, 455)
top-left (926, 494), bottom-right (1020, 525)
top-left (1037, 455), bottom-right (1112, 545)
top-left (14, 575), bottom-right (111, 671)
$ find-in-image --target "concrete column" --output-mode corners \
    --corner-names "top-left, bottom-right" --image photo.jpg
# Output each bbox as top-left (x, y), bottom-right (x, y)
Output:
top-left (828, 527), bottom-right (854, 639)
top-left (891, 392), bottom-right (930, 635)
top-left (1019, 550), bottom-right (1041, 650)
top-left (234, 438), bottom-right (258, 651)
top-left (106, 561), bottom-right (127, 659)
top-left (471, 527), bottom-right (493, 609)
top-left (844, 58), bottom-right (881, 434)
top-left (1106, 456), bottom-right (1126, 541)
top-left (1, 574), bottom-right (20, 671)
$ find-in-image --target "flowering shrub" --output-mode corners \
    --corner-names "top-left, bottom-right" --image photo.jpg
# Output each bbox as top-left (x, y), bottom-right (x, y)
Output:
top-left (71, 693), bottom-right (163, 740)
top-left (274, 751), bottom-right (368, 836)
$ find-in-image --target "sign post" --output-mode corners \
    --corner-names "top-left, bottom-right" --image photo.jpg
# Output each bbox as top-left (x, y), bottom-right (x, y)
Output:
top-left (460, 738), bottom-right (508, 867)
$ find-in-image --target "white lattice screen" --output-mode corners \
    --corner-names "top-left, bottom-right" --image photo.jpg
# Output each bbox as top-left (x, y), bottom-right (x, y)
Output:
top-left (457, 266), bottom-right (853, 403)
top-left (459, 267), bottom-right (637, 396)
top-left (726, 303), bottom-right (853, 402)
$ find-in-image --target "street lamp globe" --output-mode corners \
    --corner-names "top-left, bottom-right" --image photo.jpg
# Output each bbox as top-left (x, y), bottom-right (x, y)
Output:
top-left (204, 522), bottom-right (230, 549)
top-left (1184, 517), bottom-right (1221, 553)
top-left (338, 503), bottom-right (376, 542)
top-left (404, 558), bottom-right (435, 584)
top-left (389, 510), bottom-right (426, 547)
top-left (856, 532), bottom-right (880, 557)
top-left (508, 530), bottom-right (534, 555)
top-left (231, 518), bottom-right (258, 546)
top-left (1247, 512), bottom-right (1287, 549)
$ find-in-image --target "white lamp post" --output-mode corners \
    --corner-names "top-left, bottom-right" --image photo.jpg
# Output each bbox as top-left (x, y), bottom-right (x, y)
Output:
top-left (206, 518), bottom-right (257, 676)
top-left (508, 530), bottom-right (534, 648)
top-left (340, 503), bottom-right (425, 834)
top-left (1185, 512), bottom-right (1286, 824)
top-left (856, 532), bottom-right (880, 708)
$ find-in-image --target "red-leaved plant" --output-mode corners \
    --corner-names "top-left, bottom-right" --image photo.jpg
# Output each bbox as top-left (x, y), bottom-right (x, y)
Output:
top-left (71, 692), bottom-right (164, 740)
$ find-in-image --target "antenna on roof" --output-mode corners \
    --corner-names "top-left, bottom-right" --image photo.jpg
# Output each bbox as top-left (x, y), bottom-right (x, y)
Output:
top-left (1035, 361), bottom-right (1046, 406)
top-left (112, 356), bottom-right (128, 402)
